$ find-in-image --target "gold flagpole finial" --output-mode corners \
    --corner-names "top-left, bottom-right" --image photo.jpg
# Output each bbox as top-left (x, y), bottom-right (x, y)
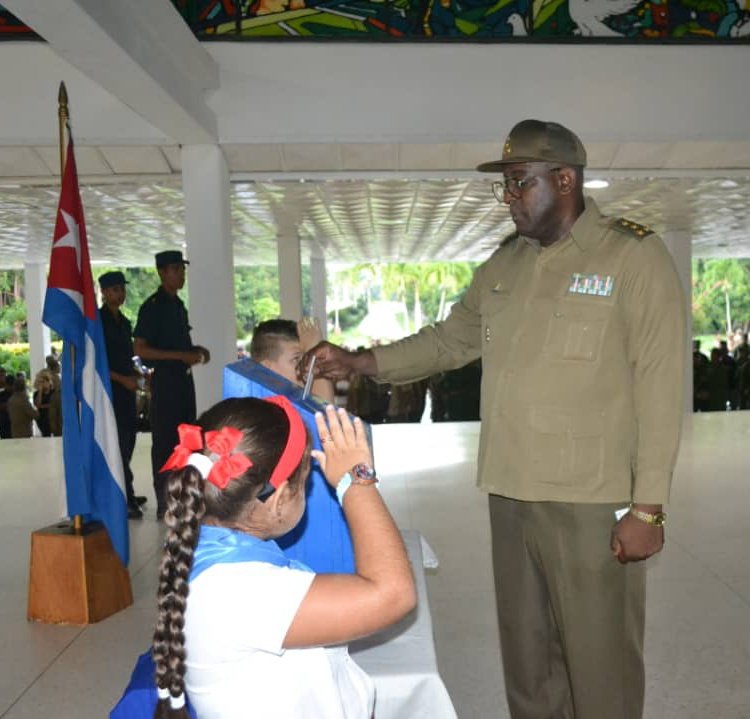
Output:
top-left (58, 82), bottom-right (69, 179)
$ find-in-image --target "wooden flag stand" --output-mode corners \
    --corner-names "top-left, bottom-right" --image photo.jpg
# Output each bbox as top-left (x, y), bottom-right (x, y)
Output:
top-left (27, 521), bottom-right (133, 625)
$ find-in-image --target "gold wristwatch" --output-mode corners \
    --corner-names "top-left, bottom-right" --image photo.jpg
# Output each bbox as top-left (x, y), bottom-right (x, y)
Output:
top-left (629, 507), bottom-right (667, 527)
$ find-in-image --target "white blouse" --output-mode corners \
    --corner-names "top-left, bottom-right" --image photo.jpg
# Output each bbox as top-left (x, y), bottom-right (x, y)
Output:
top-left (184, 561), bottom-right (375, 719)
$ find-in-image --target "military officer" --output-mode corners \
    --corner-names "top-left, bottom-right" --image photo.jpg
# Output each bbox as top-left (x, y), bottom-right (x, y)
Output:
top-left (133, 251), bottom-right (210, 519)
top-left (99, 271), bottom-right (147, 519)
top-left (303, 119), bottom-right (686, 719)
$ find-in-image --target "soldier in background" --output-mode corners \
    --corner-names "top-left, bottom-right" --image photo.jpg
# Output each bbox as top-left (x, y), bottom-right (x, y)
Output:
top-left (99, 271), bottom-right (147, 519)
top-left (133, 251), bottom-right (210, 519)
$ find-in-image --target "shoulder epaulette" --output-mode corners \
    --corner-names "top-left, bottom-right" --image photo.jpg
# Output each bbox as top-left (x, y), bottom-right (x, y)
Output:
top-left (612, 218), bottom-right (653, 240)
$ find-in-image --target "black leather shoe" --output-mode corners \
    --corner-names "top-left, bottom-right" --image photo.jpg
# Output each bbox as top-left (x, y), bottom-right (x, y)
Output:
top-left (128, 503), bottom-right (144, 520)
top-left (135, 495), bottom-right (148, 506)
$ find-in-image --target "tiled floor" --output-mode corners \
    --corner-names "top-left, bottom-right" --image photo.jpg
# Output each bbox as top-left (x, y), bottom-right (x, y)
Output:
top-left (1, 413), bottom-right (749, 718)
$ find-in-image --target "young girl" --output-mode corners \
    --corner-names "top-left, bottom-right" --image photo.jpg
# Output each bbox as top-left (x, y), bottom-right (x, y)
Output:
top-left (152, 396), bottom-right (416, 718)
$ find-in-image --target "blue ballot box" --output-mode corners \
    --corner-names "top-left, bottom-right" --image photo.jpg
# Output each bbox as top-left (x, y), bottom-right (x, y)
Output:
top-left (223, 359), bottom-right (356, 574)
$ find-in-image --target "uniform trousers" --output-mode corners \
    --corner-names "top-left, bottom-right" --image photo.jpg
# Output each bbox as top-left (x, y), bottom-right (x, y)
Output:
top-left (150, 367), bottom-right (196, 512)
top-left (489, 495), bottom-right (646, 719)
top-left (112, 384), bottom-right (137, 504)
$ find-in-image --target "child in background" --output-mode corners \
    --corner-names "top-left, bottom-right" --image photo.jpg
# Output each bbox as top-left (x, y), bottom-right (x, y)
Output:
top-left (249, 318), bottom-right (335, 403)
top-left (152, 397), bottom-right (415, 718)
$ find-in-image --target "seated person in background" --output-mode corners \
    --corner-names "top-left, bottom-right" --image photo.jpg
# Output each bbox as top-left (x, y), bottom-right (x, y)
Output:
top-left (7, 377), bottom-right (38, 438)
top-left (249, 318), bottom-right (334, 403)
top-left (152, 397), bottom-right (416, 718)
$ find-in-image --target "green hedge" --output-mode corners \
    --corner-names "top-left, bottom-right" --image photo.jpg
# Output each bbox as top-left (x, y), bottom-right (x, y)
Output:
top-left (0, 344), bottom-right (30, 376)
top-left (0, 341), bottom-right (62, 377)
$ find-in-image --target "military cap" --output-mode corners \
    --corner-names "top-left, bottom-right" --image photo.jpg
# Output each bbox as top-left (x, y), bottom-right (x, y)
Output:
top-left (477, 119), bottom-right (587, 172)
top-left (98, 271), bottom-right (128, 289)
top-left (155, 250), bottom-right (190, 268)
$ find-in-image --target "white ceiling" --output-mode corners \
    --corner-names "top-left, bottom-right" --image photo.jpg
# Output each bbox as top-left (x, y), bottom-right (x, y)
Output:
top-left (2, 166), bottom-right (749, 269)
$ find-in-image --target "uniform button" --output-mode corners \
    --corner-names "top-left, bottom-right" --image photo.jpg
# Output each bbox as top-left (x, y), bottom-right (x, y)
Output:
top-left (485, 327), bottom-right (491, 342)
top-left (553, 311), bottom-right (563, 318)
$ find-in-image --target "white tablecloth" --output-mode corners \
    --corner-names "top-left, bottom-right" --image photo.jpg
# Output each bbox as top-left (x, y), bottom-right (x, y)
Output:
top-left (351, 530), bottom-right (457, 719)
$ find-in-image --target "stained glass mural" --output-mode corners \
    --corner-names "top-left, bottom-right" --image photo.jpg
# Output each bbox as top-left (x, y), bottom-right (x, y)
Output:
top-left (1, 0), bottom-right (748, 40)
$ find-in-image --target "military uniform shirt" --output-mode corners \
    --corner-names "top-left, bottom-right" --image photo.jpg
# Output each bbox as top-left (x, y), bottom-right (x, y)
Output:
top-left (372, 198), bottom-right (685, 505)
top-left (100, 305), bottom-right (134, 376)
top-left (133, 287), bottom-right (194, 369)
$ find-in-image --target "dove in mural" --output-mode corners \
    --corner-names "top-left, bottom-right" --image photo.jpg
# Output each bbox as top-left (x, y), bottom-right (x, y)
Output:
top-left (568, 0), bottom-right (641, 36)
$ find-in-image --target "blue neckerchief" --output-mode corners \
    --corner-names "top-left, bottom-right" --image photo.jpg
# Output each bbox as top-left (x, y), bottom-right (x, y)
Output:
top-left (189, 524), bottom-right (313, 583)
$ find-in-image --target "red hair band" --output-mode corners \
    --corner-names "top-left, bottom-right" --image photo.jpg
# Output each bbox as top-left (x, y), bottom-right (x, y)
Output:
top-left (263, 395), bottom-right (307, 492)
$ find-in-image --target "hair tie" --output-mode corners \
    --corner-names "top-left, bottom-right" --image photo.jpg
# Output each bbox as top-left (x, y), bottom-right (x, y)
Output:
top-left (160, 424), bottom-right (252, 490)
top-left (157, 687), bottom-right (170, 700)
top-left (170, 693), bottom-right (186, 710)
top-left (187, 452), bottom-right (214, 478)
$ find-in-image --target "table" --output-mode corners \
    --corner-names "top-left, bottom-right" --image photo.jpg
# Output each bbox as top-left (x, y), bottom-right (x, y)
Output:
top-left (351, 530), bottom-right (457, 719)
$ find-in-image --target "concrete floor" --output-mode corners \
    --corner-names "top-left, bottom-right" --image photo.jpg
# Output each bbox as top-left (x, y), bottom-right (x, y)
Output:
top-left (0, 413), bottom-right (749, 717)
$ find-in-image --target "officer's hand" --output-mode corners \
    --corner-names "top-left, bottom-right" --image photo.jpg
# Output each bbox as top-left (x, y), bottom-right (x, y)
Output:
top-left (300, 342), bottom-right (365, 382)
top-left (182, 350), bottom-right (205, 366)
top-left (195, 346), bottom-right (211, 364)
top-left (610, 514), bottom-right (664, 564)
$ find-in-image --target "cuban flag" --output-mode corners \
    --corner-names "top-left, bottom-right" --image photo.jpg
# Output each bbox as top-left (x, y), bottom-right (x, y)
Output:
top-left (42, 135), bottom-right (129, 566)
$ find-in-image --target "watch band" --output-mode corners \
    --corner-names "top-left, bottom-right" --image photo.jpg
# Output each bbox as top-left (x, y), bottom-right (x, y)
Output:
top-left (336, 469), bottom-right (379, 507)
top-left (336, 473), bottom-right (352, 507)
top-left (629, 507), bottom-right (667, 527)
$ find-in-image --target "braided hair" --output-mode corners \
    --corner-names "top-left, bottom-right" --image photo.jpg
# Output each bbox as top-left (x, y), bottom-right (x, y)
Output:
top-left (151, 397), bottom-right (311, 718)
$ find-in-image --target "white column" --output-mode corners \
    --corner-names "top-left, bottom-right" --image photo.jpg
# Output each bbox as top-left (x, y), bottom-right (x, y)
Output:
top-left (24, 261), bottom-right (51, 380)
top-left (661, 230), bottom-right (693, 414)
top-left (181, 144), bottom-right (236, 415)
top-left (310, 252), bottom-right (327, 338)
top-left (277, 234), bottom-right (303, 320)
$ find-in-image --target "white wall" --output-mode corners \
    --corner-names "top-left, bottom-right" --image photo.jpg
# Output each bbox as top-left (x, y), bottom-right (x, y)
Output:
top-left (211, 44), bottom-right (750, 145)
top-left (2, 41), bottom-right (749, 147)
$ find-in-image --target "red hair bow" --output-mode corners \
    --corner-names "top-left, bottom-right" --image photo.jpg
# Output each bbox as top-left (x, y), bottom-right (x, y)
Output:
top-left (203, 427), bottom-right (252, 490)
top-left (160, 424), bottom-right (252, 490)
top-left (160, 424), bottom-right (203, 472)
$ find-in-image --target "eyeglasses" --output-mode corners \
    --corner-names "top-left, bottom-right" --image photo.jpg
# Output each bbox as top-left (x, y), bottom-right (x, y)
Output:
top-left (491, 167), bottom-right (561, 202)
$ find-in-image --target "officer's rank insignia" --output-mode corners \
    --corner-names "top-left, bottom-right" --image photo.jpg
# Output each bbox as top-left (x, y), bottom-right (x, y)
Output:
top-left (614, 218), bottom-right (652, 239)
top-left (568, 273), bottom-right (614, 297)
top-left (503, 138), bottom-right (512, 158)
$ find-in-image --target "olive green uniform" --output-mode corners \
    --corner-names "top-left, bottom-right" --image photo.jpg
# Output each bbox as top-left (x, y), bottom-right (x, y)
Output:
top-left (372, 198), bottom-right (685, 719)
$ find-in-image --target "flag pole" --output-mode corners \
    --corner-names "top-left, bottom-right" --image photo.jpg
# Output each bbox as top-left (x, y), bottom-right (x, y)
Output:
top-left (58, 82), bottom-right (68, 177)
top-left (58, 82), bottom-right (83, 533)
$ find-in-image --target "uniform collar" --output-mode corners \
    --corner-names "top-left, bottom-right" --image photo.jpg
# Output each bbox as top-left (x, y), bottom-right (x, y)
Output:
top-left (156, 286), bottom-right (181, 302)
top-left (567, 197), bottom-right (605, 251)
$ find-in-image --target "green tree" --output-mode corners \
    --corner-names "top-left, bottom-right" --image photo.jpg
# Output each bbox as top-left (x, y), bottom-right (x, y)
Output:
top-left (692, 259), bottom-right (750, 335)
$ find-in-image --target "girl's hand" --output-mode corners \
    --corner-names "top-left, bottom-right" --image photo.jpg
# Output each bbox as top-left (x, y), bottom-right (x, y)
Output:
top-left (311, 405), bottom-right (372, 487)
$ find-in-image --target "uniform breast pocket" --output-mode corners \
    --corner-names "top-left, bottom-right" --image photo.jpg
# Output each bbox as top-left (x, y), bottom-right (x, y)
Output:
top-left (544, 305), bottom-right (609, 362)
top-left (480, 290), bottom-right (514, 341)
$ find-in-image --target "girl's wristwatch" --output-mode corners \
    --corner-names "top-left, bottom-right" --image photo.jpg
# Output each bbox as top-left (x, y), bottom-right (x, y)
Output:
top-left (336, 464), bottom-right (378, 506)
